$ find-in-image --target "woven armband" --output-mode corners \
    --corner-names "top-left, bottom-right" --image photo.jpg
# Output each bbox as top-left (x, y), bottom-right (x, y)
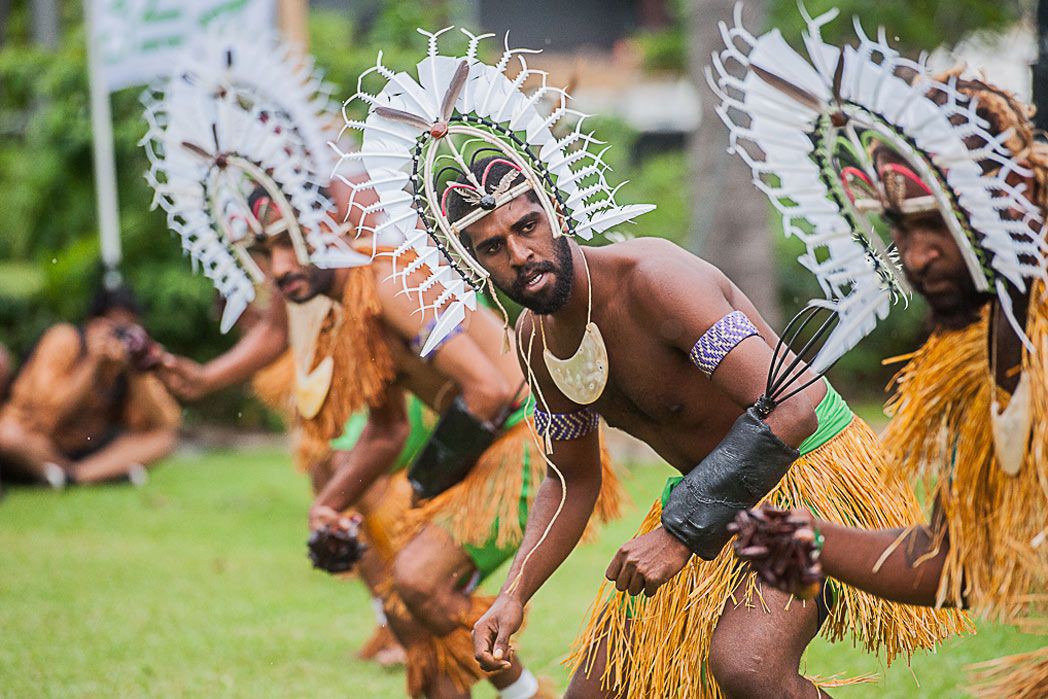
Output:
top-left (535, 407), bottom-right (600, 441)
top-left (689, 310), bottom-right (759, 378)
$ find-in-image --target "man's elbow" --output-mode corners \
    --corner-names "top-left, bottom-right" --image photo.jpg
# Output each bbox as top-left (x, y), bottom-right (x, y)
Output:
top-left (462, 378), bottom-right (514, 422)
top-left (771, 398), bottom-right (818, 449)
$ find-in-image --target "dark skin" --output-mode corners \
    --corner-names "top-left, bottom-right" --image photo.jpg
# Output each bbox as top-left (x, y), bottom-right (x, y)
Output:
top-left (250, 234), bottom-right (531, 698)
top-left (763, 192), bottom-right (1032, 609)
top-left (463, 193), bottom-right (826, 698)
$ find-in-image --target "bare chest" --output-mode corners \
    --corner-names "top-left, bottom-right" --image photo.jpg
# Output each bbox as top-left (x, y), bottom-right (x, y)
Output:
top-left (585, 318), bottom-right (740, 467)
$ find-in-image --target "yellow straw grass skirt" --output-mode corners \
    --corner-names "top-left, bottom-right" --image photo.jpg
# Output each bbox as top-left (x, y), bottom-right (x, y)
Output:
top-left (570, 417), bottom-right (972, 699)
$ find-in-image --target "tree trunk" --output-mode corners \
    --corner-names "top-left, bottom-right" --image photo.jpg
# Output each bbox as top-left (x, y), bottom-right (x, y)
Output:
top-left (686, 0), bottom-right (782, 327)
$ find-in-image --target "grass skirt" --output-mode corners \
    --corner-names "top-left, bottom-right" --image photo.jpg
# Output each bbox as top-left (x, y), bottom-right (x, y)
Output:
top-left (570, 418), bottom-right (971, 699)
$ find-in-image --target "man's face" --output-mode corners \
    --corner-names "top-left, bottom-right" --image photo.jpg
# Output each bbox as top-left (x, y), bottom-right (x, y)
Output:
top-left (460, 193), bottom-right (574, 314)
top-left (886, 209), bottom-right (988, 329)
top-left (250, 233), bottom-right (334, 304)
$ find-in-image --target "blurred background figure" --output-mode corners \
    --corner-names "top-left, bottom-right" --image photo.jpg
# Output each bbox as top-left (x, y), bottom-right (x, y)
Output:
top-left (0, 284), bottom-right (179, 489)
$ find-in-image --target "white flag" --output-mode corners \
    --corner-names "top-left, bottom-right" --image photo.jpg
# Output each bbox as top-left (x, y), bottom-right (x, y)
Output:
top-left (87, 0), bottom-right (277, 92)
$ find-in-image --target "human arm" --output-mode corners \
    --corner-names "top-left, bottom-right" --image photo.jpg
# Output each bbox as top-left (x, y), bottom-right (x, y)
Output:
top-left (733, 508), bottom-right (949, 607)
top-left (14, 324), bottom-right (118, 431)
top-left (309, 386), bottom-right (410, 527)
top-left (373, 261), bottom-right (516, 421)
top-left (156, 298), bottom-right (289, 400)
top-left (472, 313), bottom-right (603, 670)
top-left (123, 373), bottom-right (182, 432)
top-left (473, 425), bottom-right (603, 671)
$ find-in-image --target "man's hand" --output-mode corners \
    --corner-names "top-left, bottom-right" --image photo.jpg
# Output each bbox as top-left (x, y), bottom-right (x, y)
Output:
top-left (308, 504), bottom-right (343, 532)
top-left (156, 353), bottom-right (211, 400)
top-left (605, 526), bottom-right (692, 597)
top-left (85, 319), bottom-right (127, 366)
top-left (729, 507), bottom-right (823, 600)
top-left (472, 594), bottom-right (524, 672)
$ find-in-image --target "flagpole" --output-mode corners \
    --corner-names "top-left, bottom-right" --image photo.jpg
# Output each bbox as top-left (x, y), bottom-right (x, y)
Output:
top-left (84, 0), bottom-right (123, 287)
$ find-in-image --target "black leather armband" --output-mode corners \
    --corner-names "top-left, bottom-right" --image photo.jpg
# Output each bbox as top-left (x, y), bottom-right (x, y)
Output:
top-left (407, 396), bottom-right (500, 501)
top-left (660, 406), bottom-right (799, 561)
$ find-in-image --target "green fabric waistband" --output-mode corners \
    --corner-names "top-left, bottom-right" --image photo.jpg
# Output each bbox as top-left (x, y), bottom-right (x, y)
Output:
top-left (330, 396), bottom-right (531, 472)
top-left (660, 380), bottom-right (853, 506)
top-left (796, 379), bottom-right (852, 456)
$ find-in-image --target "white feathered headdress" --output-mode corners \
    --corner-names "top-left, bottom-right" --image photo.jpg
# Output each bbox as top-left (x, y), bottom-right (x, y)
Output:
top-left (141, 32), bottom-right (369, 333)
top-left (707, 5), bottom-right (1048, 363)
top-left (336, 28), bottom-right (655, 356)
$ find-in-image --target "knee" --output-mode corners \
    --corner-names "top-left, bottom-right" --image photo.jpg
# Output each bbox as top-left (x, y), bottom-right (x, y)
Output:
top-left (708, 642), bottom-right (783, 698)
top-left (392, 552), bottom-right (440, 611)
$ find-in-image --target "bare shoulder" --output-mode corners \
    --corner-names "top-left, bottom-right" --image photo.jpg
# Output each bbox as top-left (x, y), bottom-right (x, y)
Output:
top-left (594, 238), bottom-right (727, 302)
top-left (36, 323), bottom-right (82, 356)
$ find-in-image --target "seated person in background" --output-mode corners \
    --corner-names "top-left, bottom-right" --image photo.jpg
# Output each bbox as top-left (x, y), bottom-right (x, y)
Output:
top-left (0, 285), bottom-right (180, 488)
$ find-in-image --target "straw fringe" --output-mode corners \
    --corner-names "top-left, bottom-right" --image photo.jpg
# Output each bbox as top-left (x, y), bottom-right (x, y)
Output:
top-left (403, 421), bottom-right (623, 550)
top-left (968, 644), bottom-right (1048, 698)
top-left (882, 285), bottom-right (1048, 621)
top-left (569, 418), bottom-right (971, 699)
top-left (295, 266), bottom-right (396, 474)
top-left (399, 593), bottom-right (498, 697)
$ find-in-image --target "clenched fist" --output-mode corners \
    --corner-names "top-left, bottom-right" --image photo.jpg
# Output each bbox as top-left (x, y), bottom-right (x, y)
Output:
top-left (605, 526), bottom-right (692, 597)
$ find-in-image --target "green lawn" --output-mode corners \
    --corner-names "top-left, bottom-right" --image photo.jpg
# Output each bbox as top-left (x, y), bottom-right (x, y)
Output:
top-left (0, 449), bottom-right (1040, 697)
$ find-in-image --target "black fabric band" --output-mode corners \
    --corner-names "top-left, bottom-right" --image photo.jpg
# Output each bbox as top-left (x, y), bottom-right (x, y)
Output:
top-left (407, 395), bottom-right (499, 500)
top-left (660, 406), bottom-right (799, 561)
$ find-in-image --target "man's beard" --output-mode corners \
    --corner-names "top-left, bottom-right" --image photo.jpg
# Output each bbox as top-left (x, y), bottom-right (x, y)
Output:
top-left (916, 276), bottom-right (991, 331)
top-left (276, 267), bottom-right (335, 304)
top-left (505, 237), bottom-right (574, 315)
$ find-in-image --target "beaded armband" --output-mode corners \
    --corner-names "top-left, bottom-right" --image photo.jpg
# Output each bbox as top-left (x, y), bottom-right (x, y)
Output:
top-left (535, 407), bottom-right (600, 441)
top-left (411, 318), bottom-right (465, 360)
top-left (689, 310), bottom-right (759, 378)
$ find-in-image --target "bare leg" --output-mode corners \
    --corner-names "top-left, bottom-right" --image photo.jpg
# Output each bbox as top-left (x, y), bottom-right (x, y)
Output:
top-left (565, 617), bottom-right (632, 699)
top-left (0, 416), bottom-right (70, 481)
top-left (708, 582), bottom-right (826, 699)
top-left (393, 523), bottom-right (526, 691)
top-left (70, 428), bottom-right (177, 483)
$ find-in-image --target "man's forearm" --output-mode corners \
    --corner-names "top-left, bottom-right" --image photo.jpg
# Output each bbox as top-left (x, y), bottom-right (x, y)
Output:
top-left (497, 470), bottom-right (600, 604)
top-left (313, 436), bottom-right (403, 512)
top-left (202, 322), bottom-right (289, 391)
top-left (818, 521), bottom-right (949, 608)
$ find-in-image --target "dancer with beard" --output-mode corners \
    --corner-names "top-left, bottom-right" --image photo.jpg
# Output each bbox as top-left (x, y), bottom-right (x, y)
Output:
top-left (341, 29), bottom-right (966, 698)
top-left (705, 10), bottom-right (1048, 697)
top-left (144, 34), bottom-right (621, 699)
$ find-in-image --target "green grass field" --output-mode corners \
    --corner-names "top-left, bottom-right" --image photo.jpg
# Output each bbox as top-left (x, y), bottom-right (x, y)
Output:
top-left (0, 448), bottom-right (1041, 698)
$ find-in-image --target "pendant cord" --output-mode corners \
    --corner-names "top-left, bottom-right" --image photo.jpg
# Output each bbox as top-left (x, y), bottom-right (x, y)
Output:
top-left (538, 246), bottom-right (594, 356)
top-left (506, 314), bottom-right (569, 596)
